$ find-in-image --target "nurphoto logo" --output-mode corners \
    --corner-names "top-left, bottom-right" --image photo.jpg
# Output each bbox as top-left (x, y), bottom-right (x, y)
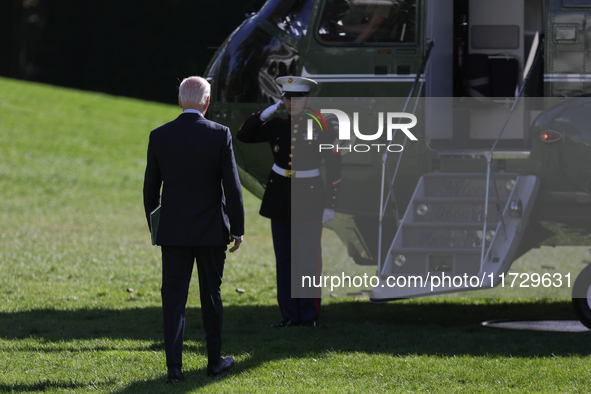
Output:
top-left (311, 109), bottom-right (418, 153)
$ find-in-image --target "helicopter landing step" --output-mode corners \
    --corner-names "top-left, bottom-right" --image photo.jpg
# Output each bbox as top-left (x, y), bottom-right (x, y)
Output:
top-left (372, 173), bottom-right (540, 300)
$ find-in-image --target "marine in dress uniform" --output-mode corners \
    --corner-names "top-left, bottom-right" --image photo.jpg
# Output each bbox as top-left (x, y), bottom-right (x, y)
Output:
top-left (237, 76), bottom-right (341, 328)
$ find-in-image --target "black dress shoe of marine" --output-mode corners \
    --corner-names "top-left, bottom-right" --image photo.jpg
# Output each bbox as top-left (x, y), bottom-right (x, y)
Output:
top-left (207, 356), bottom-right (234, 378)
top-left (271, 319), bottom-right (299, 329)
top-left (301, 319), bottom-right (317, 328)
top-left (166, 366), bottom-right (184, 383)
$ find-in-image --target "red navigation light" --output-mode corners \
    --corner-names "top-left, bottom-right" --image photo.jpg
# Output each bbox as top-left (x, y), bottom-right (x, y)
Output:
top-left (540, 130), bottom-right (562, 143)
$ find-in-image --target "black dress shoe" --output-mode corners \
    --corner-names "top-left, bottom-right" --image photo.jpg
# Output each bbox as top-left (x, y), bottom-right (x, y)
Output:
top-left (207, 356), bottom-right (234, 378)
top-left (301, 319), bottom-right (317, 328)
top-left (166, 366), bottom-right (184, 383)
top-left (271, 319), bottom-right (299, 329)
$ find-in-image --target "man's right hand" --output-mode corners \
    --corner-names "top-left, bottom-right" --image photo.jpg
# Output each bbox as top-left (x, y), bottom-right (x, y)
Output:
top-left (260, 101), bottom-right (282, 121)
top-left (229, 236), bottom-right (243, 253)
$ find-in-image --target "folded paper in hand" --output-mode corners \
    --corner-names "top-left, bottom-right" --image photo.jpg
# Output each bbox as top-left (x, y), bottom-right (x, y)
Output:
top-left (150, 206), bottom-right (161, 245)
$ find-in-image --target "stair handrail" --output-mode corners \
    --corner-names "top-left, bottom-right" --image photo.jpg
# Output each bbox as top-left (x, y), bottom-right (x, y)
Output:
top-left (480, 37), bottom-right (544, 268)
top-left (378, 40), bottom-right (434, 275)
top-left (382, 82), bottom-right (426, 221)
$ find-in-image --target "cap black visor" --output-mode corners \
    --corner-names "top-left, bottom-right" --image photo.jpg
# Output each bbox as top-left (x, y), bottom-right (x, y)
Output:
top-left (282, 91), bottom-right (309, 97)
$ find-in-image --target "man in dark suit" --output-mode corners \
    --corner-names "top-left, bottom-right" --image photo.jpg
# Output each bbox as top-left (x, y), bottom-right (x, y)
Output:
top-left (143, 76), bottom-right (244, 382)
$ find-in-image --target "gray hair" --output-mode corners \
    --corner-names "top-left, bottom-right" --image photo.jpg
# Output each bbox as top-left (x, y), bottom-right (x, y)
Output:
top-left (178, 76), bottom-right (211, 107)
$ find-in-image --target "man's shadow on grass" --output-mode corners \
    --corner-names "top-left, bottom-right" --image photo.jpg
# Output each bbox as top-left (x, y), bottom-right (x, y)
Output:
top-left (0, 300), bottom-right (587, 392)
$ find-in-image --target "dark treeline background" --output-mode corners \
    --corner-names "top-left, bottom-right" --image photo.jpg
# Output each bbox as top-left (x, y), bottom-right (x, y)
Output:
top-left (0, 0), bottom-right (261, 104)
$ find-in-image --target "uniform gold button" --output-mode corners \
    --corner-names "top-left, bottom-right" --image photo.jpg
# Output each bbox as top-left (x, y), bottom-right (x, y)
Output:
top-left (288, 162), bottom-right (292, 166)
top-left (293, 130), bottom-right (298, 134)
top-left (294, 124), bottom-right (299, 128)
top-left (289, 154), bottom-right (293, 157)
top-left (292, 138), bottom-right (296, 141)
top-left (309, 142), bottom-right (312, 145)
top-left (333, 196), bottom-right (336, 199)
top-left (311, 186), bottom-right (314, 189)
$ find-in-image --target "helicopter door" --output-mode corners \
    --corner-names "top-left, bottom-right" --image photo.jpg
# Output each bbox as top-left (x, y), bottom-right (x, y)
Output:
top-left (466, 0), bottom-right (524, 145)
top-left (426, 0), bottom-right (544, 152)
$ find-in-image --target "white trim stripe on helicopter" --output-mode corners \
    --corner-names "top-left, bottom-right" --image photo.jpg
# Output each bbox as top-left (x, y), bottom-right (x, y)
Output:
top-left (302, 68), bottom-right (425, 83)
top-left (544, 74), bottom-right (591, 83)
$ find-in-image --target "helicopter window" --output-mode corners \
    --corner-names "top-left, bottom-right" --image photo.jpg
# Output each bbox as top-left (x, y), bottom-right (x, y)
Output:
top-left (266, 0), bottom-right (315, 41)
top-left (317, 0), bottom-right (417, 44)
top-left (563, 0), bottom-right (591, 7)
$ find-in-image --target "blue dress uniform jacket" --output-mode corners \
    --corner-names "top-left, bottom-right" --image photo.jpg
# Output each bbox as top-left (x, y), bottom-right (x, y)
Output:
top-left (237, 112), bottom-right (341, 223)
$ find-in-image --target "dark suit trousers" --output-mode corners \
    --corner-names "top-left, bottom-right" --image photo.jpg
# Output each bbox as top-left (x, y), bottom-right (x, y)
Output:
top-left (161, 245), bottom-right (226, 367)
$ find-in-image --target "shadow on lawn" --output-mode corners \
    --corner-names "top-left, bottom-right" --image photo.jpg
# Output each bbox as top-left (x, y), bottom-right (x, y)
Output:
top-left (0, 300), bottom-right (588, 392)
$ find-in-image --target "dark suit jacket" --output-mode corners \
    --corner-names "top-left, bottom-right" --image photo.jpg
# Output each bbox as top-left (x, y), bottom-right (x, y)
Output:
top-left (143, 111), bottom-right (244, 246)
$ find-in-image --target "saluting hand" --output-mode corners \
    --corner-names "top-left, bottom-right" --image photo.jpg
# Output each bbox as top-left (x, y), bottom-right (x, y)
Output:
top-left (260, 101), bottom-right (282, 121)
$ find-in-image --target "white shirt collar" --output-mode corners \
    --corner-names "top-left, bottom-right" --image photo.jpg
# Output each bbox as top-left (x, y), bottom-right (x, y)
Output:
top-left (183, 109), bottom-right (203, 116)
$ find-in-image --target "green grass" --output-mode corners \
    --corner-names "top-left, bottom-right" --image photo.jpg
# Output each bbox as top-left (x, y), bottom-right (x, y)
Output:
top-left (1, 76), bottom-right (590, 393)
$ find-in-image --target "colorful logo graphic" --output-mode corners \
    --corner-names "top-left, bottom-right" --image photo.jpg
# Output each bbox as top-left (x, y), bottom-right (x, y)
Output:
top-left (303, 107), bottom-right (328, 132)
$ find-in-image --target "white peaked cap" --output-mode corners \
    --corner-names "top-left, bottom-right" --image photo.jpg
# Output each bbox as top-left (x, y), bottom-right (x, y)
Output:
top-left (276, 76), bottom-right (318, 95)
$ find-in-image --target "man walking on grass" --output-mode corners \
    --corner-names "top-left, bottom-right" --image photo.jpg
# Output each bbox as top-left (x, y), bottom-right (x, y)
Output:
top-left (143, 76), bottom-right (244, 382)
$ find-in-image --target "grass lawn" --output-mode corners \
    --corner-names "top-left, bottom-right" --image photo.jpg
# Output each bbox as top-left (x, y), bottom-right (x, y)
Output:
top-left (1, 76), bottom-right (590, 393)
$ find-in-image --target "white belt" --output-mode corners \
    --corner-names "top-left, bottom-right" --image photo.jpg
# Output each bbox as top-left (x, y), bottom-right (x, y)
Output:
top-left (272, 163), bottom-right (320, 178)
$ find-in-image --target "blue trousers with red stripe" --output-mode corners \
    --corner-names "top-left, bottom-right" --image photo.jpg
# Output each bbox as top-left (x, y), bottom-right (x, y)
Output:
top-left (271, 220), bottom-right (322, 323)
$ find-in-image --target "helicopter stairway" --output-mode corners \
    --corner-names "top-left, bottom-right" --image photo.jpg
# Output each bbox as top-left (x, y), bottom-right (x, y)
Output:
top-left (371, 172), bottom-right (540, 300)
